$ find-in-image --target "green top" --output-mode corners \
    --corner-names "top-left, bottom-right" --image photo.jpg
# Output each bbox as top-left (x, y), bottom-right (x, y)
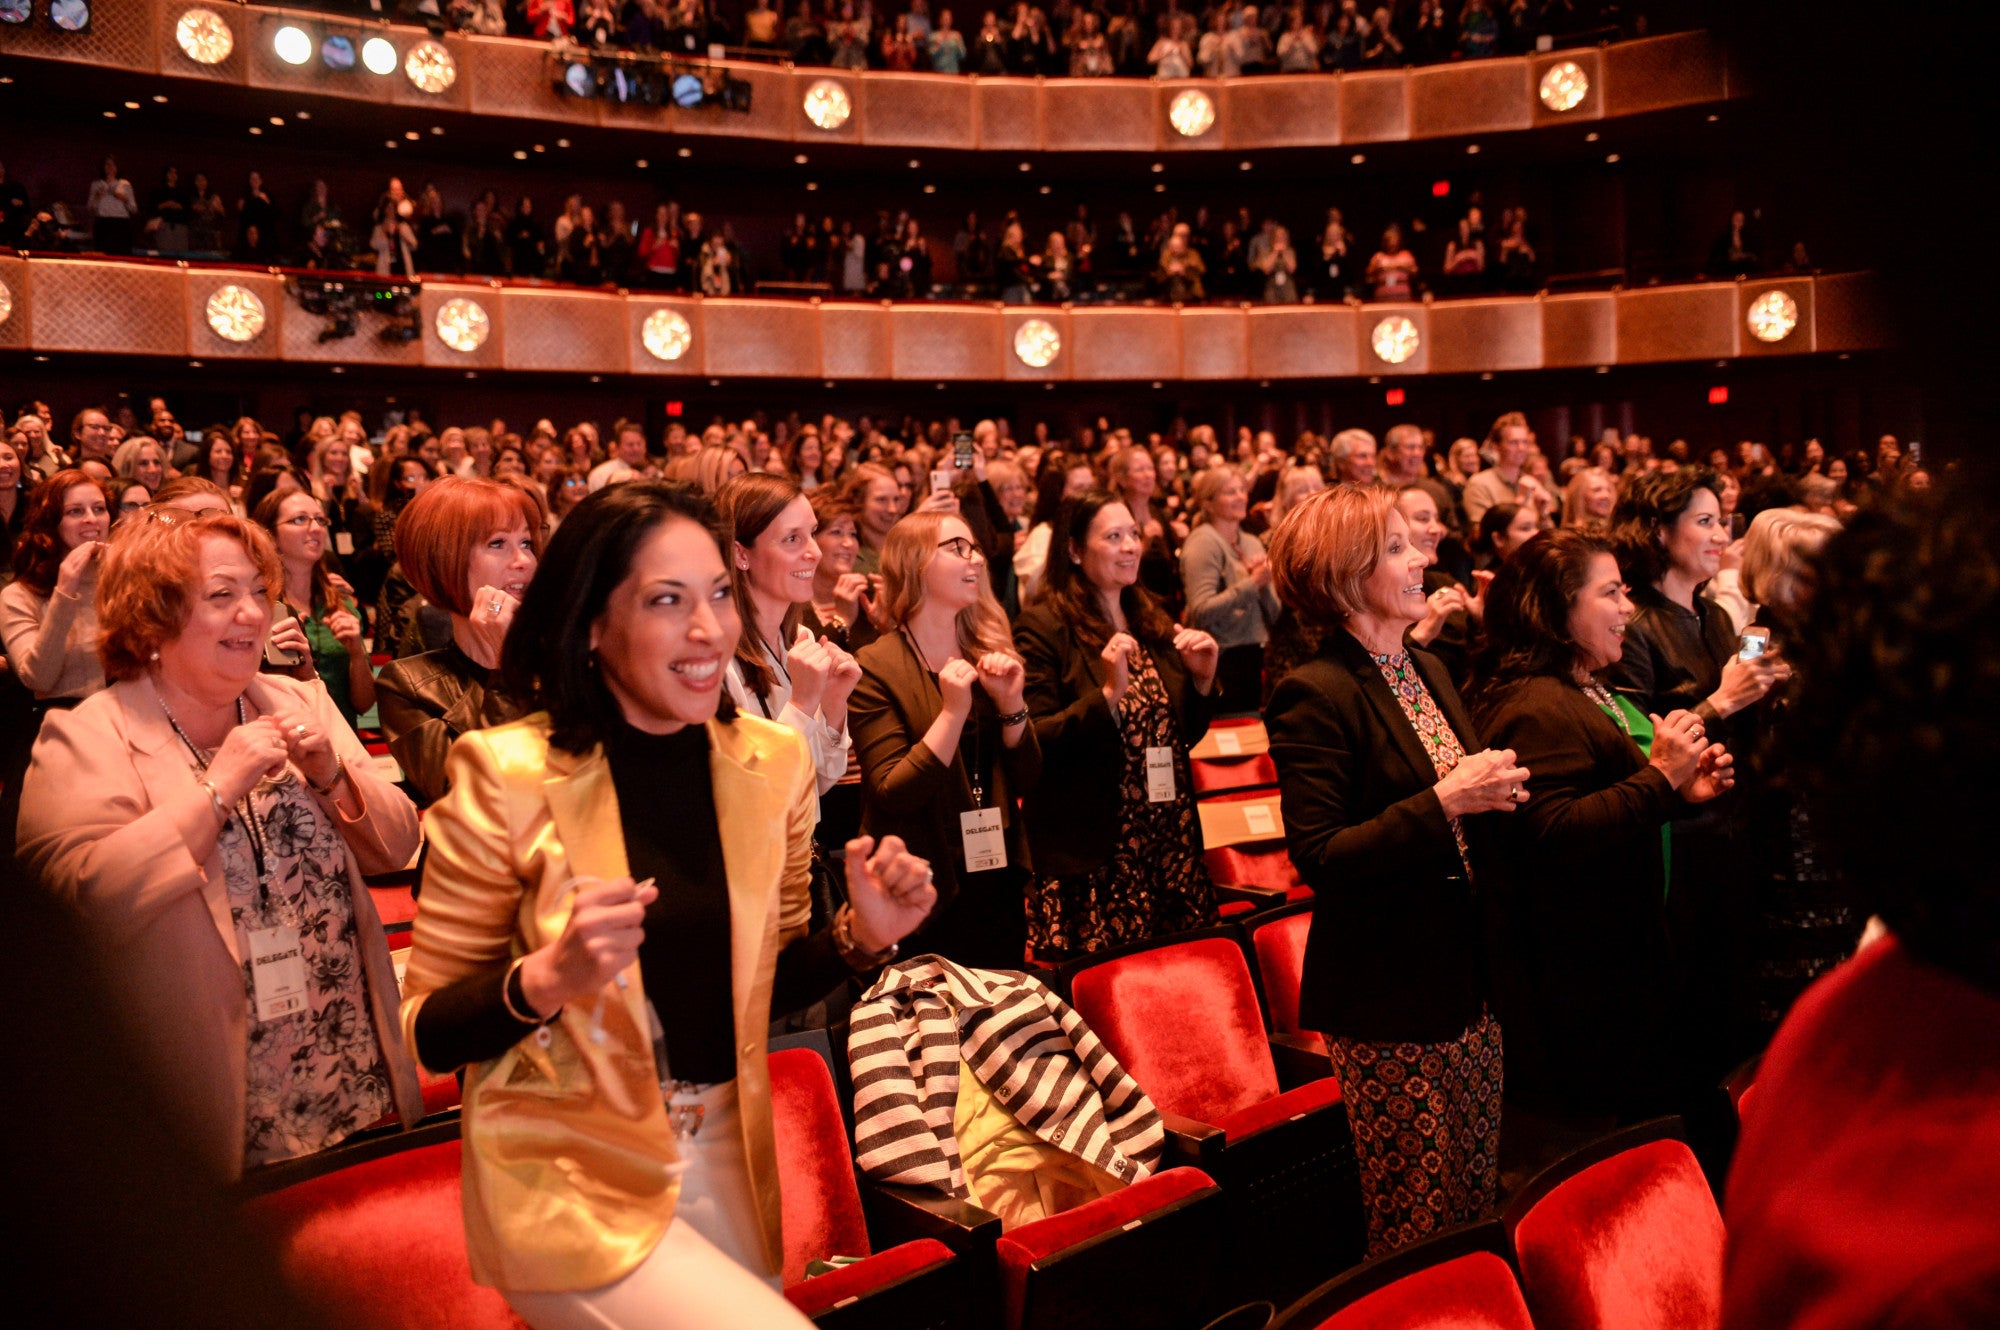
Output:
top-left (297, 594), bottom-right (360, 727)
top-left (1590, 691), bottom-right (1673, 893)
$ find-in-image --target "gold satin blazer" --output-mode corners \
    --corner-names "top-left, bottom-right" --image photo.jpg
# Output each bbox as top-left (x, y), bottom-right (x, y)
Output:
top-left (399, 710), bottom-right (817, 1293)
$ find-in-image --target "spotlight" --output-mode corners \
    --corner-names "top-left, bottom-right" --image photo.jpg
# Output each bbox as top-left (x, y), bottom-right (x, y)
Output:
top-left (274, 24), bottom-right (312, 65)
top-left (0, 0), bottom-right (26, 25)
top-left (175, 7), bottom-right (233, 63)
top-left (49, 0), bottom-right (89, 32)
top-left (670, 72), bottom-right (704, 107)
top-left (321, 34), bottom-right (355, 71)
top-left (561, 61), bottom-right (596, 97)
top-left (361, 35), bottom-right (396, 75)
top-left (0, 278), bottom-right (13, 327)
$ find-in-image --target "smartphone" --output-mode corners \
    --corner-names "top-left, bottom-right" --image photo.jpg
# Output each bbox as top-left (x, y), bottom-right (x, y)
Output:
top-left (265, 611), bottom-right (303, 668)
top-left (952, 431), bottom-right (976, 470)
top-left (930, 468), bottom-right (955, 495)
top-left (1739, 627), bottom-right (1770, 662)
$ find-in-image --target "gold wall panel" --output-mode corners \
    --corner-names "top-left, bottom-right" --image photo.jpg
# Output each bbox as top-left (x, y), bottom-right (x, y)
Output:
top-left (1409, 58), bottom-right (1532, 141)
top-left (1248, 305), bottom-right (1360, 380)
top-left (860, 72), bottom-right (977, 148)
top-left (1219, 76), bottom-right (1339, 150)
top-left (1337, 70), bottom-right (1409, 143)
top-left (1042, 80), bottom-right (1157, 152)
top-left (701, 298), bottom-right (821, 378)
top-left (1178, 306), bottom-right (1249, 380)
top-left (790, 69), bottom-right (863, 145)
top-left (156, 0), bottom-right (250, 85)
top-left (820, 303), bottom-right (892, 381)
top-left (29, 260), bottom-right (186, 358)
top-left (502, 288), bottom-right (628, 373)
top-left (1428, 298), bottom-right (1541, 375)
top-left (1068, 308), bottom-right (1181, 381)
top-left (889, 306), bottom-right (1003, 380)
top-left (421, 282), bottom-right (506, 370)
top-left (974, 78), bottom-right (1043, 150)
top-left (1735, 277), bottom-right (1816, 359)
top-left (1154, 79), bottom-right (1225, 154)
top-left (464, 36), bottom-right (600, 128)
top-left (1808, 272), bottom-right (1892, 355)
top-left (1601, 31), bottom-right (1727, 118)
top-left (0, 256), bottom-right (29, 353)
top-left (185, 270), bottom-right (286, 361)
top-left (1615, 282), bottom-right (1737, 364)
top-left (0, 0), bottom-right (154, 71)
top-left (1528, 47), bottom-right (1603, 126)
top-left (623, 295), bottom-right (705, 377)
top-left (1541, 292), bottom-right (1616, 367)
top-left (1002, 309), bottom-right (1071, 382)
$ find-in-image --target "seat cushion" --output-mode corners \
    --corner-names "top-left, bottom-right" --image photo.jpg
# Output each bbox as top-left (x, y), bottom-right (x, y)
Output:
top-left (1211, 1074), bottom-right (1343, 1141)
top-left (1070, 938), bottom-right (1279, 1126)
top-left (783, 1239), bottom-right (956, 1318)
top-left (997, 1168), bottom-right (1218, 1330)
top-left (1191, 752), bottom-right (1279, 796)
top-left (1252, 911), bottom-right (1312, 1036)
top-left (1513, 1139), bottom-right (1724, 1330)
top-left (1205, 844), bottom-right (1304, 892)
top-left (768, 1048), bottom-right (873, 1287)
top-left (1316, 1251), bottom-right (1534, 1330)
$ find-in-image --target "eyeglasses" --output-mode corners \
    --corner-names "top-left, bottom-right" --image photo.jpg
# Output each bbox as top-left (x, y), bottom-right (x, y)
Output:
top-left (278, 513), bottom-right (331, 530)
top-left (936, 537), bottom-right (984, 562)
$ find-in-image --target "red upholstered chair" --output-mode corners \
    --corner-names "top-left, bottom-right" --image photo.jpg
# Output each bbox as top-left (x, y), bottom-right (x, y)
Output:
top-left (770, 1046), bottom-right (994, 1328)
top-left (996, 1167), bottom-right (1226, 1330)
top-left (367, 882), bottom-right (418, 928)
top-left (1271, 1222), bottom-right (1531, 1330)
top-left (1203, 789), bottom-right (1307, 913)
top-left (1248, 903), bottom-right (1324, 1056)
top-left (245, 1123), bottom-right (526, 1330)
top-left (1504, 1119), bottom-right (1725, 1330)
top-left (1191, 751), bottom-right (1279, 799)
top-left (1067, 934), bottom-right (1361, 1302)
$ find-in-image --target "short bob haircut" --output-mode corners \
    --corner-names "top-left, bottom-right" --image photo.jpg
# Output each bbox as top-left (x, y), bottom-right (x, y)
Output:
top-left (1739, 507), bottom-right (1841, 618)
top-left (1608, 464), bottom-right (1726, 588)
top-left (98, 510), bottom-right (281, 683)
top-left (502, 480), bottom-right (735, 756)
top-left (10, 469), bottom-right (106, 596)
top-left (393, 476), bottom-right (546, 618)
top-left (1266, 484), bottom-right (1395, 627)
top-left (1467, 528), bottom-right (1618, 712)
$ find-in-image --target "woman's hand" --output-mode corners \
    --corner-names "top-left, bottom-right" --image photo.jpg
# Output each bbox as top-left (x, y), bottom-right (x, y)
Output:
top-left (975, 651), bottom-right (1026, 714)
top-left (820, 637), bottom-right (863, 727)
top-left (266, 615), bottom-right (316, 679)
top-left (326, 607), bottom-right (367, 658)
top-left (205, 716), bottom-right (292, 805)
top-left (1647, 710), bottom-right (1709, 787)
top-left (937, 657), bottom-right (980, 719)
top-left (1683, 742), bottom-right (1735, 804)
top-left (1171, 624), bottom-right (1220, 694)
top-left (54, 540), bottom-right (105, 599)
top-left (786, 631), bottom-right (833, 717)
top-left (1409, 584), bottom-right (1471, 646)
top-left (831, 572), bottom-right (872, 626)
top-left (460, 585), bottom-right (521, 665)
top-left (1706, 654), bottom-right (1780, 718)
top-left (1465, 569), bottom-right (1495, 622)
top-left (915, 489), bottom-right (960, 517)
top-left (843, 834), bottom-right (938, 953)
top-left (518, 877), bottom-right (660, 1017)
top-left (1434, 747), bottom-right (1531, 818)
top-left (1100, 631), bottom-right (1138, 709)
top-left (1243, 548), bottom-right (1273, 588)
top-left (269, 706), bottom-right (342, 793)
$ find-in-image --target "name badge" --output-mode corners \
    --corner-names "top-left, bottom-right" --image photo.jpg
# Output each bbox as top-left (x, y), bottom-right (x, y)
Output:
top-left (1146, 746), bottom-right (1175, 803)
top-left (335, 531), bottom-right (356, 556)
top-left (1214, 729), bottom-right (1243, 756)
top-left (248, 926), bottom-right (309, 1022)
top-left (960, 806), bottom-right (1007, 873)
top-left (1243, 803), bottom-right (1278, 839)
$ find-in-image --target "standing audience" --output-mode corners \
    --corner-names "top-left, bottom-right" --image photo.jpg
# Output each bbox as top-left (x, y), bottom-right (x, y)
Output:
top-left (1179, 466), bottom-right (1279, 715)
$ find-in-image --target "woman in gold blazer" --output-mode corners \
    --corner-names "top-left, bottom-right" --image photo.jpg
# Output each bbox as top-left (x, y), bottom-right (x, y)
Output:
top-left (402, 481), bottom-right (936, 1330)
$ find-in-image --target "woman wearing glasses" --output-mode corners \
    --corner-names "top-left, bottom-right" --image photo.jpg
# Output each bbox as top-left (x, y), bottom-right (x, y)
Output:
top-left (849, 511), bottom-right (1040, 969)
top-left (253, 490), bottom-right (374, 729)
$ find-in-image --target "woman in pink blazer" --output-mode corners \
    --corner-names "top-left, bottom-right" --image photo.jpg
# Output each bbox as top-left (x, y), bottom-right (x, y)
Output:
top-left (16, 508), bottom-right (424, 1179)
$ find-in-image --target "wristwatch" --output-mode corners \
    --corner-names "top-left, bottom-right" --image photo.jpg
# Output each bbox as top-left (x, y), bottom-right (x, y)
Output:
top-left (832, 904), bottom-right (898, 972)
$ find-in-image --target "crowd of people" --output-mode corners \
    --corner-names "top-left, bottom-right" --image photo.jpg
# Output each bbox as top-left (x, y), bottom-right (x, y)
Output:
top-left (0, 377), bottom-right (1975, 1325)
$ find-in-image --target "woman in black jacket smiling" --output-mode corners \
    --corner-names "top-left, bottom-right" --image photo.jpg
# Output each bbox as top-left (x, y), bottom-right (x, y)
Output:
top-left (1264, 485), bottom-right (1527, 1258)
top-left (1014, 490), bottom-right (1220, 959)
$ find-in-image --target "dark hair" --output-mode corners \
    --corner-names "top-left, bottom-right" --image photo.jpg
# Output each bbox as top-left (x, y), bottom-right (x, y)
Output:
top-left (1608, 465), bottom-right (1725, 587)
top-left (715, 472), bottom-right (806, 700)
top-left (1031, 490), bottom-right (1174, 652)
top-left (503, 480), bottom-right (735, 755)
top-left (1474, 502), bottom-right (1526, 560)
top-left (9, 469), bottom-right (103, 595)
top-left (1467, 529), bottom-right (1617, 715)
top-left (1778, 486), bottom-right (2000, 990)
top-left (242, 462), bottom-right (304, 519)
top-left (1030, 452), bottom-right (1092, 528)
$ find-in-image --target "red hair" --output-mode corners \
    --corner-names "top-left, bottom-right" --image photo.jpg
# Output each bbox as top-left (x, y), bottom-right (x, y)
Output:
top-left (98, 511), bottom-right (282, 682)
top-left (393, 476), bottom-right (545, 617)
top-left (10, 470), bottom-right (105, 595)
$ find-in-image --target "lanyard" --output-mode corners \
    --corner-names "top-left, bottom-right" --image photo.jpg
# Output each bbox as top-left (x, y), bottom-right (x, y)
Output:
top-left (904, 629), bottom-right (984, 808)
top-left (157, 690), bottom-right (275, 907)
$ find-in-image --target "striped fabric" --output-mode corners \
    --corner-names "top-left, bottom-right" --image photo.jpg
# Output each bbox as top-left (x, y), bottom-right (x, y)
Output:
top-left (847, 955), bottom-right (1166, 1199)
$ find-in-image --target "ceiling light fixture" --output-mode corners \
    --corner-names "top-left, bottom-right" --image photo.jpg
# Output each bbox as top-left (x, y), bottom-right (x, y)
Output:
top-left (1370, 315), bottom-right (1420, 365)
top-left (1538, 59), bottom-right (1588, 112)
top-left (642, 308), bottom-right (693, 361)
top-left (273, 24), bottom-right (312, 65)
top-left (174, 6), bottom-right (233, 63)
top-left (404, 39), bottom-right (455, 94)
top-left (1745, 290), bottom-right (1799, 343)
top-left (434, 297), bottom-right (490, 352)
top-left (361, 35), bottom-right (396, 75)
top-left (1013, 319), bottom-right (1061, 368)
top-left (801, 78), bottom-right (851, 130)
top-left (1168, 88), bottom-right (1216, 138)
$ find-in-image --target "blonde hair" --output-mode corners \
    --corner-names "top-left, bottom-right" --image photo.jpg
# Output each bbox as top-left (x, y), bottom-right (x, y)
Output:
top-left (1740, 507), bottom-right (1841, 614)
top-left (1267, 484), bottom-right (1395, 626)
top-left (1188, 466), bottom-right (1244, 528)
top-left (1561, 466), bottom-right (1616, 532)
top-left (1270, 464), bottom-right (1326, 526)
top-left (876, 510), bottom-right (1015, 660)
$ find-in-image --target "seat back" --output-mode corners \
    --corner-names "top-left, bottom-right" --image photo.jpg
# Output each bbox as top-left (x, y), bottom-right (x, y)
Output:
top-left (246, 1135), bottom-right (524, 1330)
top-left (1190, 751), bottom-right (1279, 798)
top-left (1069, 937), bottom-right (1279, 1126)
top-left (1313, 1252), bottom-right (1533, 1330)
top-left (1510, 1136), bottom-right (1725, 1330)
top-left (1250, 907), bottom-right (1313, 1037)
top-left (769, 1046), bottom-right (873, 1287)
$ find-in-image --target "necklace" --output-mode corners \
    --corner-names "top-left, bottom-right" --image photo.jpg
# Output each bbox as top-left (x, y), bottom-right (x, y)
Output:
top-left (1577, 677), bottom-right (1633, 736)
top-left (155, 683), bottom-right (275, 905)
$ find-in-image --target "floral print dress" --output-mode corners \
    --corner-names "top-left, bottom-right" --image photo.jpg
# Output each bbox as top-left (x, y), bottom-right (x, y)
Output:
top-left (215, 766), bottom-right (392, 1168)
top-left (1027, 649), bottom-right (1217, 958)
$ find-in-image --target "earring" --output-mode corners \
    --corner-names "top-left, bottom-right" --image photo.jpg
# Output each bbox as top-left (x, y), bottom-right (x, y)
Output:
top-left (150, 650), bottom-right (160, 661)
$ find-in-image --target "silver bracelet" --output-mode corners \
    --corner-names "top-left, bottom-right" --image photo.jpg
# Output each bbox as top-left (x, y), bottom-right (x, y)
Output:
top-left (196, 779), bottom-right (230, 829)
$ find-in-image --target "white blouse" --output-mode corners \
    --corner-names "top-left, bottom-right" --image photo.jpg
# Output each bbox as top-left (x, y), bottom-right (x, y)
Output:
top-left (723, 624), bottom-right (852, 796)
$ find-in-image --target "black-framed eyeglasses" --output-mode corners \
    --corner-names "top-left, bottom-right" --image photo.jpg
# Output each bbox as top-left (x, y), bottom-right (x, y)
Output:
top-left (279, 513), bottom-right (331, 530)
top-left (936, 537), bottom-right (983, 562)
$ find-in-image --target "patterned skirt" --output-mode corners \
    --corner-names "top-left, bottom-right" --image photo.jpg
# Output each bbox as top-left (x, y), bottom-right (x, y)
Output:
top-left (1327, 1009), bottom-right (1503, 1258)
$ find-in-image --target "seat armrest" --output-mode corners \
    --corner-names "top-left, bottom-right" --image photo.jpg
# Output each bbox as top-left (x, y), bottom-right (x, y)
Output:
top-left (1269, 1032), bottom-right (1333, 1092)
top-left (1212, 883), bottom-right (1285, 909)
top-left (861, 1181), bottom-right (1002, 1259)
top-left (1160, 1112), bottom-right (1227, 1172)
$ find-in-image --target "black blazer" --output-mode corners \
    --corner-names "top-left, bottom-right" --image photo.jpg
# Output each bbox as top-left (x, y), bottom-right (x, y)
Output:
top-left (1472, 673), bottom-right (1687, 1117)
top-left (1012, 602), bottom-right (1213, 877)
top-left (1265, 630), bottom-right (1490, 1045)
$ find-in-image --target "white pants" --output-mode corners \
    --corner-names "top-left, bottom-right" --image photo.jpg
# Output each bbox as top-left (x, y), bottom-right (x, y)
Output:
top-left (503, 1082), bottom-right (811, 1330)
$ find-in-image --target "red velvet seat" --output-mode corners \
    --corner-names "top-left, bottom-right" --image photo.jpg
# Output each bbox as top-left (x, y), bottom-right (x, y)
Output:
top-left (996, 1166), bottom-right (1226, 1330)
top-left (368, 883), bottom-right (418, 927)
top-left (1249, 905), bottom-right (1323, 1055)
top-left (1506, 1122), bottom-right (1725, 1330)
top-left (769, 1047), bottom-right (977, 1327)
top-left (1272, 1220), bottom-right (1528, 1330)
top-left (1191, 751), bottom-right (1280, 798)
top-left (246, 1132), bottom-right (526, 1330)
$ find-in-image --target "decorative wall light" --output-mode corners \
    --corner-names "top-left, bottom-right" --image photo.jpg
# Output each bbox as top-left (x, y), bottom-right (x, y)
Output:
top-left (1168, 89), bottom-right (1216, 138)
top-left (434, 297), bottom-right (490, 352)
top-left (642, 308), bottom-right (694, 362)
top-left (1013, 318), bottom-right (1061, 369)
top-left (802, 79), bottom-right (852, 131)
top-left (320, 33), bottom-right (355, 71)
top-left (204, 285), bottom-right (267, 343)
top-left (1745, 289), bottom-right (1799, 343)
top-left (1370, 315), bottom-right (1420, 365)
top-left (175, 7), bottom-right (233, 63)
top-left (404, 39), bottom-right (455, 93)
top-left (1538, 60), bottom-right (1588, 113)
top-left (0, 277), bottom-right (13, 328)
top-left (273, 23), bottom-right (313, 65)
top-left (361, 35), bottom-right (397, 75)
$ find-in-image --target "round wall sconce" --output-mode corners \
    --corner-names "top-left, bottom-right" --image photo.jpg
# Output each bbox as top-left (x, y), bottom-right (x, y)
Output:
top-left (1538, 60), bottom-right (1589, 112)
top-left (642, 308), bottom-right (694, 362)
top-left (361, 35), bottom-right (397, 75)
top-left (1169, 89), bottom-right (1216, 138)
top-left (273, 23), bottom-right (312, 65)
top-left (175, 7), bottom-right (233, 63)
top-left (802, 79), bottom-right (852, 131)
top-left (204, 285), bottom-right (266, 343)
top-left (1370, 315), bottom-right (1420, 365)
top-left (1745, 289), bottom-right (1800, 343)
top-left (434, 297), bottom-right (490, 352)
top-left (0, 277), bottom-right (13, 329)
top-left (1013, 318), bottom-right (1061, 369)
top-left (404, 39), bottom-right (456, 93)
